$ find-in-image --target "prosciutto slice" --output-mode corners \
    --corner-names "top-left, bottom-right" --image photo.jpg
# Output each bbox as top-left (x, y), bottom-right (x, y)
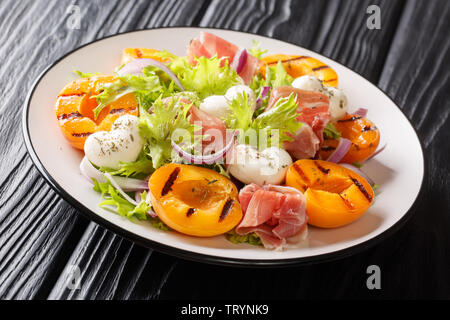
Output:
top-left (236, 184), bottom-right (308, 250)
top-left (189, 105), bottom-right (230, 155)
top-left (266, 87), bottom-right (330, 160)
top-left (268, 86), bottom-right (330, 142)
top-left (283, 123), bottom-right (320, 159)
top-left (187, 32), bottom-right (259, 84)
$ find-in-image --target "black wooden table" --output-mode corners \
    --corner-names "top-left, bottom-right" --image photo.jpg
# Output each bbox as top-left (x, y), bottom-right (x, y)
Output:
top-left (1, 0), bottom-right (449, 300)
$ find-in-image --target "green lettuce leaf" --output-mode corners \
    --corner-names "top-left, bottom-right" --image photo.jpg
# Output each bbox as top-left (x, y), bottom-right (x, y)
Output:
top-left (93, 72), bottom-right (163, 119)
top-left (92, 179), bottom-right (170, 229)
top-left (226, 229), bottom-right (262, 246)
top-left (138, 97), bottom-right (195, 169)
top-left (224, 92), bottom-right (254, 133)
top-left (323, 123), bottom-right (342, 139)
top-left (265, 60), bottom-right (293, 88)
top-left (249, 40), bottom-right (267, 59)
top-left (74, 70), bottom-right (98, 78)
top-left (93, 178), bottom-right (149, 220)
top-left (100, 152), bottom-right (154, 178)
top-left (171, 55), bottom-right (241, 99)
top-left (252, 93), bottom-right (302, 147)
top-left (352, 162), bottom-right (363, 168)
top-left (225, 92), bottom-right (301, 148)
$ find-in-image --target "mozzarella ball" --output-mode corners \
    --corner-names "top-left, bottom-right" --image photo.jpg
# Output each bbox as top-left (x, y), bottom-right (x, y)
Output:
top-left (225, 85), bottom-right (256, 110)
top-left (291, 75), bottom-right (348, 121)
top-left (229, 145), bottom-right (293, 186)
top-left (199, 95), bottom-right (229, 119)
top-left (327, 87), bottom-right (348, 121)
top-left (292, 75), bottom-right (324, 92)
top-left (84, 115), bottom-right (143, 170)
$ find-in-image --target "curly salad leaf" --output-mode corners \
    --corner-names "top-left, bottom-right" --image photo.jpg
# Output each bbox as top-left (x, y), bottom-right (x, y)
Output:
top-left (251, 59), bottom-right (293, 91)
top-left (323, 122), bottom-right (342, 139)
top-left (92, 178), bottom-right (169, 230)
top-left (92, 67), bottom-right (174, 119)
top-left (74, 70), bottom-right (99, 78)
top-left (226, 230), bottom-right (262, 246)
top-left (159, 53), bottom-right (241, 99)
top-left (249, 40), bottom-right (268, 59)
top-left (100, 152), bottom-right (154, 178)
top-left (266, 60), bottom-right (293, 88)
top-left (138, 96), bottom-right (196, 169)
top-left (225, 92), bottom-right (302, 148)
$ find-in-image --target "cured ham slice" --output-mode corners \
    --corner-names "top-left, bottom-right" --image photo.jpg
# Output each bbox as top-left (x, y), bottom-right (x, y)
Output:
top-left (236, 184), bottom-right (308, 250)
top-left (283, 123), bottom-right (320, 159)
top-left (189, 105), bottom-right (229, 155)
top-left (187, 39), bottom-right (212, 64)
top-left (267, 87), bottom-right (330, 159)
top-left (238, 53), bottom-right (260, 85)
top-left (187, 32), bottom-right (259, 84)
top-left (268, 86), bottom-right (330, 143)
top-left (200, 32), bottom-right (238, 62)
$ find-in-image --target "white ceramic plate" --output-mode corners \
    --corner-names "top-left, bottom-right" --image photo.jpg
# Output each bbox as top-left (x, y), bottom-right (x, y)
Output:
top-left (23, 27), bottom-right (424, 266)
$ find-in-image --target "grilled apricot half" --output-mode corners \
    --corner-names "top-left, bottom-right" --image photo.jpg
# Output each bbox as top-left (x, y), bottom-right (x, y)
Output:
top-left (149, 164), bottom-right (243, 237)
top-left (320, 114), bottom-right (380, 163)
top-left (260, 54), bottom-right (338, 87)
top-left (286, 160), bottom-right (374, 228)
top-left (55, 75), bottom-right (138, 150)
top-left (121, 48), bottom-right (167, 65)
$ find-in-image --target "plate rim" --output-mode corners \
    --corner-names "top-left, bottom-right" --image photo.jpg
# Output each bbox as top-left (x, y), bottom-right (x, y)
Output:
top-left (21, 26), bottom-right (426, 267)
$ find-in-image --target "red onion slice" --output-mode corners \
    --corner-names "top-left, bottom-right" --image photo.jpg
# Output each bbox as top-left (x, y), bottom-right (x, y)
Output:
top-left (105, 173), bottom-right (138, 206)
top-left (117, 58), bottom-right (185, 91)
top-left (354, 108), bottom-right (368, 117)
top-left (134, 191), bottom-right (142, 203)
top-left (340, 164), bottom-right (375, 186)
top-left (256, 86), bottom-right (271, 107)
top-left (80, 157), bottom-right (148, 192)
top-left (134, 191), bottom-right (157, 217)
top-left (231, 48), bottom-right (248, 74)
top-left (80, 156), bottom-right (106, 183)
top-left (367, 143), bottom-right (387, 161)
top-left (236, 49), bottom-right (248, 74)
top-left (146, 192), bottom-right (158, 217)
top-left (326, 138), bottom-right (352, 163)
top-left (117, 59), bottom-right (155, 76)
top-left (171, 131), bottom-right (237, 165)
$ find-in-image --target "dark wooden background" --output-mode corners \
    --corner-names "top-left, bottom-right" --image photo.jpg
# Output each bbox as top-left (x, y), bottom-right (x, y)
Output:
top-left (1, 0), bottom-right (449, 300)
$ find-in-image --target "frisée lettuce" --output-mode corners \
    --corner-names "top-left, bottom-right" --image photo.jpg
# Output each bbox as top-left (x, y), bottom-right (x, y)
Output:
top-left (225, 92), bottom-right (302, 148)
top-left (92, 178), bottom-right (170, 230)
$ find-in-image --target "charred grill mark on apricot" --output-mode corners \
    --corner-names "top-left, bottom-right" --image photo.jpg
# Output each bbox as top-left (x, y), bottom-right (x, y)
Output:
top-left (362, 126), bottom-right (377, 132)
top-left (135, 48), bottom-right (143, 58)
top-left (58, 112), bottom-right (82, 121)
top-left (296, 179), bottom-right (308, 192)
top-left (323, 78), bottom-right (338, 83)
top-left (161, 167), bottom-right (181, 196)
top-left (267, 56), bottom-right (309, 65)
top-left (314, 161), bottom-right (330, 174)
top-left (71, 132), bottom-right (92, 137)
top-left (109, 108), bottom-right (126, 114)
top-left (219, 199), bottom-right (234, 222)
top-left (186, 207), bottom-right (196, 217)
top-left (58, 93), bottom-right (85, 97)
top-left (338, 116), bottom-right (363, 123)
top-left (313, 65), bottom-right (330, 72)
top-left (293, 163), bottom-right (310, 184)
top-left (351, 177), bottom-right (372, 202)
top-left (339, 193), bottom-right (355, 209)
top-left (320, 146), bottom-right (336, 151)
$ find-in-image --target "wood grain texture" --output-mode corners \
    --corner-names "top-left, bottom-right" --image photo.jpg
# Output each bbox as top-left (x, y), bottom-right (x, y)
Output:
top-left (0, 0), bottom-right (206, 299)
top-left (48, 0), bottom-right (408, 300)
top-left (0, 0), bottom-right (449, 300)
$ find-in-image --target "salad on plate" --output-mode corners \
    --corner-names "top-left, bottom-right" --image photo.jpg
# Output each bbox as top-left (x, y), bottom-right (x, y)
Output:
top-left (54, 32), bottom-right (383, 250)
